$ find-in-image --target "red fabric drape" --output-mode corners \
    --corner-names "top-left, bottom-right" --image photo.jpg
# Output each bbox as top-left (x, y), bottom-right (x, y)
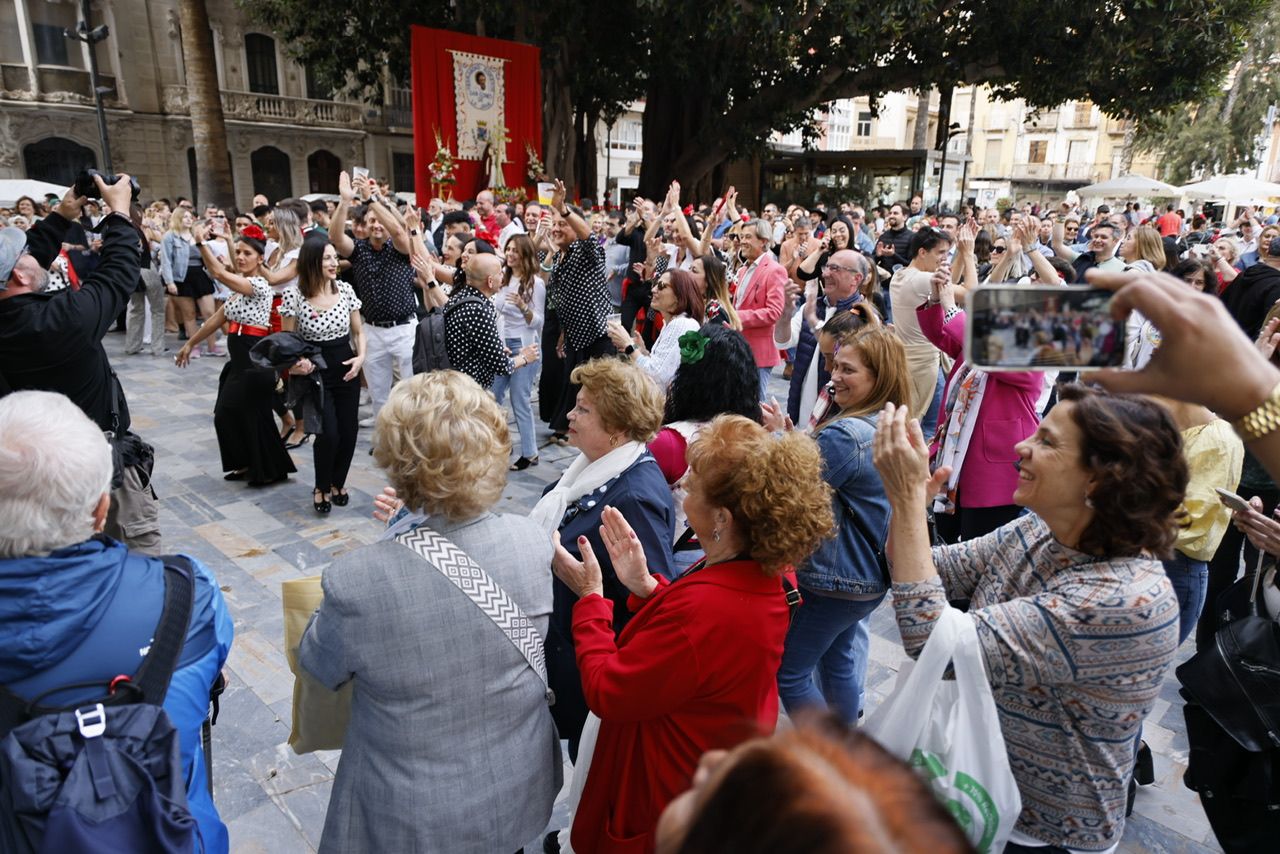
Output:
top-left (410, 26), bottom-right (542, 203)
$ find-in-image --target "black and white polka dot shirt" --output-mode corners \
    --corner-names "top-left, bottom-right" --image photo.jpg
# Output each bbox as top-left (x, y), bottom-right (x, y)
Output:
top-left (444, 284), bottom-right (512, 390)
top-left (346, 238), bottom-right (416, 323)
top-left (549, 238), bottom-right (610, 352)
top-left (223, 276), bottom-right (275, 327)
top-left (278, 281), bottom-right (362, 343)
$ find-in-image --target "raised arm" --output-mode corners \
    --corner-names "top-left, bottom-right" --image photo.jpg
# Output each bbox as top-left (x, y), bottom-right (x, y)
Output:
top-left (329, 171), bottom-right (356, 258)
top-left (1052, 218), bottom-right (1079, 263)
top-left (193, 225), bottom-right (257, 296)
top-left (551, 178), bottom-right (591, 241)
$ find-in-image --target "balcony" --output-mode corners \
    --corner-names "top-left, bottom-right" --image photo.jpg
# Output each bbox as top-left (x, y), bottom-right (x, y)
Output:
top-left (1010, 163), bottom-right (1100, 183)
top-left (1023, 110), bottom-right (1059, 130)
top-left (161, 85), bottom-right (365, 129)
top-left (382, 87), bottom-right (412, 129)
top-left (0, 64), bottom-right (120, 106)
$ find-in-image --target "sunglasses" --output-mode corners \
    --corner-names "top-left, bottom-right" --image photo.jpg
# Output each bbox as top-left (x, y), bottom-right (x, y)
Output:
top-left (991, 246), bottom-right (1008, 254)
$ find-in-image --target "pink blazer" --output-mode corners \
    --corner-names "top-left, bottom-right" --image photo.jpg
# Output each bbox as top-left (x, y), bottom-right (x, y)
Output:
top-left (735, 254), bottom-right (787, 367)
top-left (918, 303), bottom-right (1043, 509)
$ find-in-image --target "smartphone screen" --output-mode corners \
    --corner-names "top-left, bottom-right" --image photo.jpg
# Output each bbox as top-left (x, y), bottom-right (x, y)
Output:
top-left (965, 285), bottom-right (1125, 371)
top-left (352, 166), bottom-right (370, 181)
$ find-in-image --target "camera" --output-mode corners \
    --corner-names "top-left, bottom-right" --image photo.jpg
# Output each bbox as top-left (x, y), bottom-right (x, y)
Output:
top-left (74, 169), bottom-right (140, 202)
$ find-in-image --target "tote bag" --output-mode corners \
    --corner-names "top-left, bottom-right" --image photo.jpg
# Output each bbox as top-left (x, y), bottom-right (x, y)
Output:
top-left (282, 576), bottom-right (352, 754)
top-left (864, 606), bottom-right (1020, 853)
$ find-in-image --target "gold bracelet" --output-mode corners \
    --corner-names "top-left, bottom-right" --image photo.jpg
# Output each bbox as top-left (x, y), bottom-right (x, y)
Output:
top-left (1233, 379), bottom-right (1280, 442)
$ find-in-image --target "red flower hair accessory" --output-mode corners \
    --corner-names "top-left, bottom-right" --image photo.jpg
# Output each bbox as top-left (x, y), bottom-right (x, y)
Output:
top-left (240, 224), bottom-right (266, 241)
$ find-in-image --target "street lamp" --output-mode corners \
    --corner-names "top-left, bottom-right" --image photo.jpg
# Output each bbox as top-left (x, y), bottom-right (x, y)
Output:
top-left (937, 122), bottom-right (963, 210)
top-left (64, 0), bottom-right (113, 172)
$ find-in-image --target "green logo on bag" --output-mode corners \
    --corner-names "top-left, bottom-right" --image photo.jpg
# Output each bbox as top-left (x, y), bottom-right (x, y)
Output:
top-left (909, 750), bottom-right (1002, 854)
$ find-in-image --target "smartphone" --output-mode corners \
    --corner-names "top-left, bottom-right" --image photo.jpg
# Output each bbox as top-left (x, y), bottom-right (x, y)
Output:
top-left (352, 166), bottom-right (370, 181)
top-left (965, 285), bottom-right (1125, 371)
top-left (606, 312), bottom-right (622, 326)
top-left (1215, 487), bottom-right (1254, 513)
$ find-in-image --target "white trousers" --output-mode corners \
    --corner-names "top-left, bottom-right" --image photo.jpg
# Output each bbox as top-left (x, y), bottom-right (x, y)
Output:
top-left (363, 321), bottom-right (416, 416)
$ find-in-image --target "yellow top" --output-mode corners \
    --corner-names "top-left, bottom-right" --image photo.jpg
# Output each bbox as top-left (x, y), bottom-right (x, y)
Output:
top-left (1177, 419), bottom-right (1245, 561)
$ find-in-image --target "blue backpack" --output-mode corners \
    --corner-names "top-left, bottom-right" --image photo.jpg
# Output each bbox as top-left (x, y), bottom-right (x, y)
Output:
top-left (0, 557), bottom-right (200, 854)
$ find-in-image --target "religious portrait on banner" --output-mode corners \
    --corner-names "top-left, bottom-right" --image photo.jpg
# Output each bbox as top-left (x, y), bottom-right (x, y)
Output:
top-left (451, 51), bottom-right (507, 160)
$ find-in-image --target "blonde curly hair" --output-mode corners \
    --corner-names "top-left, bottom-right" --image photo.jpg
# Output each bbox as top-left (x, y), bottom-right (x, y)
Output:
top-left (686, 415), bottom-right (835, 575)
top-left (570, 357), bottom-right (664, 443)
top-left (373, 371), bottom-right (510, 522)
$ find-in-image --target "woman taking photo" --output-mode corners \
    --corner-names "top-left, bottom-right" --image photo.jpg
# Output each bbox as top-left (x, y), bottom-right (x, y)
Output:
top-left (279, 240), bottom-right (366, 512)
top-left (774, 327), bottom-right (910, 723)
top-left (919, 267), bottom-right (1043, 542)
top-left (609, 269), bottom-right (705, 390)
top-left (176, 225), bottom-right (295, 486)
top-left (551, 414), bottom-right (835, 854)
top-left (161, 207), bottom-right (223, 357)
top-left (300, 372), bottom-right (561, 853)
top-left (491, 233), bottom-right (546, 470)
top-left (873, 385), bottom-right (1184, 853)
top-left (530, 358), bottom-right (675, 759)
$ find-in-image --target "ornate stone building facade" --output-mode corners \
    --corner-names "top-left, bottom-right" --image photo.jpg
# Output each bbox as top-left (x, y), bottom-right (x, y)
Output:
top-left (0, 0), bottom-right (414, 205)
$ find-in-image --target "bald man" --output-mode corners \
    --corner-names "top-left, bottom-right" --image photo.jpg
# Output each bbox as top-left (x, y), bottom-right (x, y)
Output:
top-left (475, 190), bottom-right (498, 244)
top-left (438, 252), bottom-right (538, 389)
top-left (774, 248), bottom-right (872, 425)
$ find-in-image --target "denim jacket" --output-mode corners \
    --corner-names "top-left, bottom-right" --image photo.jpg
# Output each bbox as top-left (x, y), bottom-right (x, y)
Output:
top-left (798, 413), bottom-right (891, 595)
top-left (159, 230), bottom-right (194, 285)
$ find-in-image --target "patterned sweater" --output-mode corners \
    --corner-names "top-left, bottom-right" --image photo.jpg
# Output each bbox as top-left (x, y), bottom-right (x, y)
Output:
top-left (892, 513), bottom-right (1178, 851)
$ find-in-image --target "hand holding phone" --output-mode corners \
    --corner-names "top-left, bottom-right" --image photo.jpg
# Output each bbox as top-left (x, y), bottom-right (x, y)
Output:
top-left (1216, 487), bottom-right (1255, 514)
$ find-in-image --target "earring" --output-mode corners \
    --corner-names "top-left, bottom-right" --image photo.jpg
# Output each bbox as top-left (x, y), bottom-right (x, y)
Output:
top-left (609, 434), bottom-right (618, 447)
top-left (712, 529), bottom-right (721, 542)
top-left (1084, 493), bottom-right (1094, 508)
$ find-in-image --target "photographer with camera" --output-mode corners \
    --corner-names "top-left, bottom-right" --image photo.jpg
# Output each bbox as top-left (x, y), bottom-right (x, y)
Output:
top-left (0, 172), bottom-right (162, 554)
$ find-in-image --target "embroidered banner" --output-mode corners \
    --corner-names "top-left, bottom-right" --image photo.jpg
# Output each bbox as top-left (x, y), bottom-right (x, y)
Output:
top-left (451, 50), bottom-right (507, 161)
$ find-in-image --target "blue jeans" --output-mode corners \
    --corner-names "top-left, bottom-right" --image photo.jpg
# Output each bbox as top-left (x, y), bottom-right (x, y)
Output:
top-left (491, 337), bottom-right (538, 459)
top-left (920, 365), bottom-right (946, 439)
top-left (777, 587), bottom-right (885, 722)
top-left (759, 366), bottom-right (774, 400)
top-left (1164, 550), bottom-right (1208, 646)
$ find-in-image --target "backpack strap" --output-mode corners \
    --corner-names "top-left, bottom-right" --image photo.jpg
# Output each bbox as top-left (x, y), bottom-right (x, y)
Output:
top-left (132, 555), bottom-right (196, 705)
top-left (395, 526), bottom-right (553, 704)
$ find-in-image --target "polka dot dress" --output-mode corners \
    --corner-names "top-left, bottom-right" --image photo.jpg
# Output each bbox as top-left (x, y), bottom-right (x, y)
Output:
top-left (278, 282), bottom-right (363, 342)
top-left (549, 238), bottom-right (610, 352)
top-left (223, 276), bottom-right (275, 327)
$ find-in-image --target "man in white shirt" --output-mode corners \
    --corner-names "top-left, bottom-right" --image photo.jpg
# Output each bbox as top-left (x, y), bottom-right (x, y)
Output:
top-left (495, 203), bottom-right (525, 252)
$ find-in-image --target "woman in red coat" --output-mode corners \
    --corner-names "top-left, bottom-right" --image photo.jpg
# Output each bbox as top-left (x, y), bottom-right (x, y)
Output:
top-left (552, 414), bottom-right (836, 853)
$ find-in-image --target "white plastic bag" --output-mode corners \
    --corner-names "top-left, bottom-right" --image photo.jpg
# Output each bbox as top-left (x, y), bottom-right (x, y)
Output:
top-left (864, 607), bottom-right (1021, 853)
top-left (556, 712), bottom-right (601, 854)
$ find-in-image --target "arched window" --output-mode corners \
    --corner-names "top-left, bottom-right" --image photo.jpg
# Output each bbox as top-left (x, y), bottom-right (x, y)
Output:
top-left (251, 146), bottom-right (291, 204)
top-left (245, 34), bottom-right (278, 95)
top-left (307, 150), bottom-right (340, 194)
top-left (23, 138), bottom-right (97, 186)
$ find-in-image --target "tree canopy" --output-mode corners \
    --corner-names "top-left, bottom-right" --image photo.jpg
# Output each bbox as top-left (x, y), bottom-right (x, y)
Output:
top-left (242, 0), bottom-right (1268, 199)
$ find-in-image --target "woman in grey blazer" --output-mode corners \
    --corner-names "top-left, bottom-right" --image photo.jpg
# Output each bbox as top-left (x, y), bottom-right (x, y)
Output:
top-left (299, 371), bottom-right (562, 854)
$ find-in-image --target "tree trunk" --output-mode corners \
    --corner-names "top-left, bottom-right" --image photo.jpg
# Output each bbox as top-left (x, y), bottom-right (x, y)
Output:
top-left (638, 81), bottom-right (723, 201)
top-left (542, 43), bottom-right (577, 195)
top-left (912, 89), bottom-right (932, 150)
top-left (178, 0), bottom-right (234, 209)
top-left (1221, 41), bottom-right (1255, 124)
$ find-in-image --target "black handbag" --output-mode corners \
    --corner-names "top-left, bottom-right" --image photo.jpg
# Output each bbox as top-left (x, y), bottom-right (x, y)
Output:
top-left (1177, 561), bottom-right (1280, 752)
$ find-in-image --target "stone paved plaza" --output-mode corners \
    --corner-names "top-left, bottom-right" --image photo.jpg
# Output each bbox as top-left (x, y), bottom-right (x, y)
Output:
top-left (104, 328), bottom-right (1220, 853)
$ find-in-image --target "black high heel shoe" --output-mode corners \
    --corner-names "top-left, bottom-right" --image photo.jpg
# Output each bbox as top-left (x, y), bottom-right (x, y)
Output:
top-left (330, 488), bottom-right (349, 507)
top-left (286, 433), bottom-right (313, 450)
top-left (313, 488), bottom-right (331, 514)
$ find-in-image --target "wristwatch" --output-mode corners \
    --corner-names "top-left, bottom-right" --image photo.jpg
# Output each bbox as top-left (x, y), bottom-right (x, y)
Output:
top-left (1233, 380), bottom-right (1280, 442)
top-left (624, 344), bottom-right (636, 356)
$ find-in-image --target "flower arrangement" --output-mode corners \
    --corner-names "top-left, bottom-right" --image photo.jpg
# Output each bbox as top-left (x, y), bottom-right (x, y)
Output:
top-left (429, 128), bottom-right (457, 194)
top-left (525, 142), bottom-right (547, 184)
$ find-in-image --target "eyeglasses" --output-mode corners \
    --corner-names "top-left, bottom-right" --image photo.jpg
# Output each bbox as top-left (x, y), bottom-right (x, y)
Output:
top-left (991, 246), bottom-right (1008, 254)
top-left (822, 263), bottom-right (859, 274)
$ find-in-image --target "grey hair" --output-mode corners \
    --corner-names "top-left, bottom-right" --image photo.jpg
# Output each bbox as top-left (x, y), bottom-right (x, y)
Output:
top-left (0, 391), bottom-right (113, 557)
top-left (745, 219), bottom-right (774, 241)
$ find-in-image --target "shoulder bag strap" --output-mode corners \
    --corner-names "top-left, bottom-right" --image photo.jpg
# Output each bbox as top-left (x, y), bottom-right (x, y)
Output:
top-left (396, 527), bottom-right (553, 704)
top-left (132, 555), bottom-right (196, 705)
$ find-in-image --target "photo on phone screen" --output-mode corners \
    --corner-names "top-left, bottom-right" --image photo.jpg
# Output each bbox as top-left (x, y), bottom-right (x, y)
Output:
top-left (965, 285), bottom-right (1125, 371)
top-left (352, 166), bottom-right (370, 181)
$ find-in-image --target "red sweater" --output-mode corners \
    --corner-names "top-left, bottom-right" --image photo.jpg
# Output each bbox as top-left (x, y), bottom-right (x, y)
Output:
top-left (569, 560), bottom-right (790, 853)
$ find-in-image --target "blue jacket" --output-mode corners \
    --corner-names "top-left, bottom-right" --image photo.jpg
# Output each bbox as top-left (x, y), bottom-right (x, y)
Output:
top-left (799, 414), bottom-right (891, 596)
top-left (159, 231), bottom-right (195, 285)
top-left (0, 537), bottom-right (234, 854)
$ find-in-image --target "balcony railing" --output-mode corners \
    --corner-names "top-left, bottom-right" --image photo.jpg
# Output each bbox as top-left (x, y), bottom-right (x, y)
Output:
top-left (0, 64), bottom-right (120, 106)
top-left (1010, 163), bottom-right (1099, 182)
top-left (161, 85), bottom-right (365, 129)
top-left (383, 87), bottom-right (412, 129)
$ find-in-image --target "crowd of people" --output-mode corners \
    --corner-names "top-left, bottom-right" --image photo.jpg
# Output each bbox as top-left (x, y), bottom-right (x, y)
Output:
top-left (3, 169), bottom-right (1280, 854)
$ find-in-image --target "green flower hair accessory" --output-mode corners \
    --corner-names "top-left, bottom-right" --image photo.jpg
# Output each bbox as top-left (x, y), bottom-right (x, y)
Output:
top-left (678, 330), bottom-right (709, 365)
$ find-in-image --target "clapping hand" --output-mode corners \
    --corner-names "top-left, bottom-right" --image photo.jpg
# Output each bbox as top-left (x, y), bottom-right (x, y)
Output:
top-left (598, 506), bottom-right (659, 598)
top-left (338, 171), bottom-right (356, 203)
top-left (872, 402), bottom-right (950, 507)
top-left (551, 178), bottom-right (567, 211)
top-left (550, 532), bottom-right (605, 599)
top-left (760, 397), bottom-right (794, 432)
top-left (1256, 315), bottom-right (1280, 362)
top-left (372, 485), bottom-right (404, 525)
top-left (958, 218), bottom-right (978, 253)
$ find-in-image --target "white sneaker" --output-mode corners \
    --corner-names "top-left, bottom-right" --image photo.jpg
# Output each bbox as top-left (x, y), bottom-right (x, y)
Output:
top-left (359, 390), bottom-right (372, 407)
top-left (359, 416), bottom-right (375, 428)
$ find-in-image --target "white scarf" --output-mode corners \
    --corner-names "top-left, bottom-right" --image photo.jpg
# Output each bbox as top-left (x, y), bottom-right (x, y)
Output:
top-left (529, 441), bottom-right (646, 533)
top-left (931, 364), bottom-right (989, 515)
